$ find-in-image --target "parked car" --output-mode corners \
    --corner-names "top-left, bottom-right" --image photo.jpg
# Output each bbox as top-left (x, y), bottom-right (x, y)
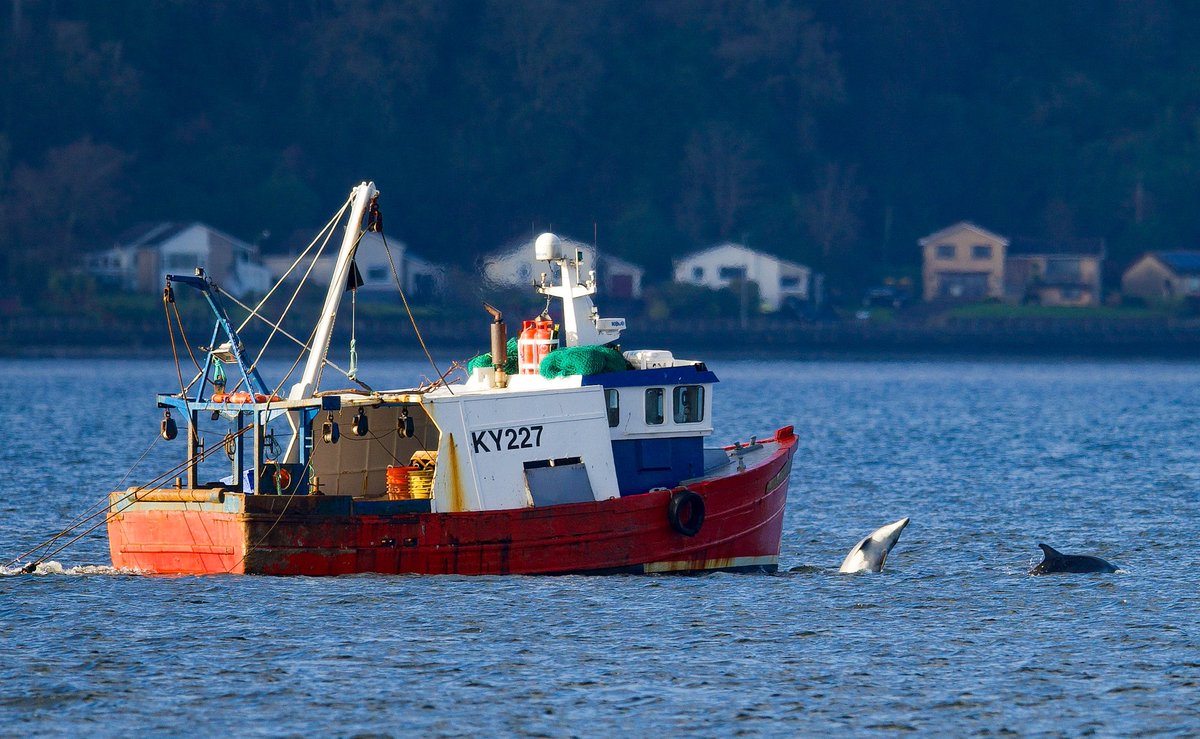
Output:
top-left (862, 285), bottom-right (911, 309)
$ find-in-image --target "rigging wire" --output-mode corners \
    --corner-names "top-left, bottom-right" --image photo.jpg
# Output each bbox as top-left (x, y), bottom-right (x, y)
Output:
top-left (245, 214), bottom-right (342, 380)
top-left (170, 299), bottom-right (203, 374)
top-left (218, 289), bottom-right (361, 385)
top-left (9, 196), bottom-right (414, 574)
top-left (379, 230), bottom-right (452, 394)
top-left (235, 197), bottom-right (352, 336)
top-left (163, 287), bottom-right (187, 396)
top-left (7, 433), bottom-right (163, 569)
top-left (6, 424), bottom-right (255, 572)
top-left (223, 454), bottom-right (312, 575)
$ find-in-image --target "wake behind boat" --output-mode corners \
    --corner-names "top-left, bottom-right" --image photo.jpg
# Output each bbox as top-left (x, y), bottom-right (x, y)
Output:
top-left (106, 182), bottom-right (796, 576)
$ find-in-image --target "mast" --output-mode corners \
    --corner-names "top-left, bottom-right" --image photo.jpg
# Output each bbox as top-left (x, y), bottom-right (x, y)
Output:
top-left (535, 232), bottom-right (625, 347)
top-left (289, 181), bottom-right (377, 400)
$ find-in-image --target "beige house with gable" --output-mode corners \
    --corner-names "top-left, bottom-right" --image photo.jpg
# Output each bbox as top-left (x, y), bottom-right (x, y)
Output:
top-left (919, 222), bottom-right (1104, 306)
top-left (919, 222), bottom-right (1008, 301)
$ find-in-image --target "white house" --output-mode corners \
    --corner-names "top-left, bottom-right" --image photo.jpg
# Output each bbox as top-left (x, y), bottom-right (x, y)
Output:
top-left (482, 239), bottom-right (644, 299)
top-left (265, 233), bottom-right (446, 300)
top-left (89, 222), bottom-right (273, 298)
top-left (402, 251), bottom-right (447, 299)
top-left (673, 243), bottom-right (811, 312)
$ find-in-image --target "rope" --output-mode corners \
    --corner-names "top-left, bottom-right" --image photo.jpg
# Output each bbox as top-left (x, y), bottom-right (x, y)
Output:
top-left (220, 288), bottom-right (362, 387)
top-left (12, 197), bottom-right (378, 574)
top-left (163, 291), bottom-right (187, 396)
top-left (235, 197), bottom-right (351, 335)
top-left (349, 285), bottom-right (358, 380)
top-left (379, 231), bottom-right (452, 395)
top-left (7, 433), bottom-right (162, 569)
top-left (7, 424), bottom-right (254, 572)
top-left (224, 454), bottom-right (313, 574)
top-left (170, 300), bottom-right (203, 374)
top-left (245, 217), bottom-right (340, 377)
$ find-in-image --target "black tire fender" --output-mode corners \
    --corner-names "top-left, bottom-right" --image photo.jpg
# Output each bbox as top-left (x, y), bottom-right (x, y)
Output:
top-left (667, 488), bottom-right (705, 537)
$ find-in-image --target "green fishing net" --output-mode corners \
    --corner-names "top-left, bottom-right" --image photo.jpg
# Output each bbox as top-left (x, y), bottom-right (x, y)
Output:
top-left (539, 345), bottom-right (628, 378)
top-left (467, 337), bottom-right (518, 375)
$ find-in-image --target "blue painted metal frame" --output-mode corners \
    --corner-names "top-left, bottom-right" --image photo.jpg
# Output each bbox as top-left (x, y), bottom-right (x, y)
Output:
top-left (167, 271), bottom-right (269, 399)
top-left (157, 268), bottom-right (357, 495)
top-left (157, 383), bottom-right (340, 494)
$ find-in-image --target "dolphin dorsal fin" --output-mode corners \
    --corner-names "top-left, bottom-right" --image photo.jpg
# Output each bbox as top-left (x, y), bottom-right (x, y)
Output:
top-left (1038, 543), bottom-right (1063, 558)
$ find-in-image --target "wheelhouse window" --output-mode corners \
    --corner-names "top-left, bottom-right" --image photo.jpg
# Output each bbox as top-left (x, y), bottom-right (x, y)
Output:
top-left (935, 244), bottom-right (955, 260)
top-left (645, 388), bottom-right (664, 425)
top-left (971, 245), bottom-right (992, 260)
top-left (718, 266), bottom-right (747, 280)
top-left (604, 389), bottom-right (620, 427)
top-left (692, 266), bottom-right (703, 280)
top-left (673, 385), bottom-right (704, 423)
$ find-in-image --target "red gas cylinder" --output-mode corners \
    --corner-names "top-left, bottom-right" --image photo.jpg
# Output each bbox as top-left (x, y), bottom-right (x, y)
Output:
top-left (517, 320), bottom-right (538, 374)
top-left (534, 320), bottom-right (559, 369)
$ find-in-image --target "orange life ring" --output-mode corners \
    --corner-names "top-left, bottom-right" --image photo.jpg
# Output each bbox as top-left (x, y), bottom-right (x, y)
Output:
top-left (263, 465), bottom-right (291, 492)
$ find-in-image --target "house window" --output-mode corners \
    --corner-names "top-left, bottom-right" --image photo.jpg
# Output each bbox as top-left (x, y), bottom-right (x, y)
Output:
top-left (367, 267), bottom-right (388, 282)
top-left (645, 388), bottom-right (664, 425)
top-left (692, 266), bottom-right (704, 280)
top-left (165, 254), bottom-right (198, 270)
top-left (1044, 259), bottom-right (1081, 282)
top-left (718, 266), bottom-right (746, 280)
top-left (936, 244), bottom-right (955, 260)
top-left (413, 273), bottom-right (435, 296)
top-left (971, 245), bottom-right (992, 260)
top-left (673, 385), bottom-right (704, 423)
top-left (780, 276), bottom-right (800, 289)
top-left (604, 389), bottom-right (620, 428)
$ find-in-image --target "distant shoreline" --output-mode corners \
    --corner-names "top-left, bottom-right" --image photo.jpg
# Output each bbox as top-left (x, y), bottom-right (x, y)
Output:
top-left (4, 314), bottom-right (1200, 360)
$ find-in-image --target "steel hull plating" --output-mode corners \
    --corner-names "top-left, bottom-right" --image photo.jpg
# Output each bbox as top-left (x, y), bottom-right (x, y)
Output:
top-left (109, 432), bottom-right (795, 576)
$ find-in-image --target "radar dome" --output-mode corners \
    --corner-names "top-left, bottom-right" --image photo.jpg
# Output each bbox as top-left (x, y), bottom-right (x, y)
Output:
top-left (534, 232), bottom-right (562, 261)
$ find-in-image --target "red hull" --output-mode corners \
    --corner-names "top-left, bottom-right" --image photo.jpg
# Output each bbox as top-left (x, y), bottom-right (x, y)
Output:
top-left (108, 428), bottom-right (796, 576)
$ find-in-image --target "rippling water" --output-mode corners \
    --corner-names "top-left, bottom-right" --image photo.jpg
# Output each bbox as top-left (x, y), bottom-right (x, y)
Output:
top-left (2, 357), bottom-right (1199, 735)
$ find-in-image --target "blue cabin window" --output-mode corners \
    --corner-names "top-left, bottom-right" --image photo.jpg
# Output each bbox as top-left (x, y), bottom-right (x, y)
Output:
top-left (645, 388), bottom-right (664, 425)
top-left (605, 389), bottom-right (620, 427)
top-left (673, 385), bottom-right (704, 423)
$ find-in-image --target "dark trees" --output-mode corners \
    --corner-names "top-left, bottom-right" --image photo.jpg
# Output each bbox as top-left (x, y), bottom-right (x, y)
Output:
top-left (2, 0), bottom-right (1200, 302)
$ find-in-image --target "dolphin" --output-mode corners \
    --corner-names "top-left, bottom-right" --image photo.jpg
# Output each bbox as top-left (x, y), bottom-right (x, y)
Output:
top-left (839, 517), bottom-right (910, 573)
top-left (1030, 543), bottom-right (1117, 574)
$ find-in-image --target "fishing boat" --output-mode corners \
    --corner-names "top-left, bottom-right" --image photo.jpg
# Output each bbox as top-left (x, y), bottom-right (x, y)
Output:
top-left (106, 182), bottom-right (797, 575)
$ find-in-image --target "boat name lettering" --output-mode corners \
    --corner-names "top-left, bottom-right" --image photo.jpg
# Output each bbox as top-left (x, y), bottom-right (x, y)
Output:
top-left (470, 425), bottom-right (544, 453)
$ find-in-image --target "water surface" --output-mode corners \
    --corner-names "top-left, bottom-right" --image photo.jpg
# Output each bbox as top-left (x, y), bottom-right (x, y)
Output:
top-left (1, 358), bottom-right (1198, 735)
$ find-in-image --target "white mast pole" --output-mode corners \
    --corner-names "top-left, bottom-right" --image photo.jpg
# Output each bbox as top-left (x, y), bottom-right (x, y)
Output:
top-left (289, 181), bottom-right (377, 400)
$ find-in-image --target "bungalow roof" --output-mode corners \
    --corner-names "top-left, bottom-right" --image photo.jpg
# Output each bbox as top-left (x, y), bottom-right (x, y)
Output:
top-left (917, 221), bottom-right (1008, 246)
top-left (1007, 236), bottom-right (1105, 257)
top-left (675, 242), bottom-right (808, 273)
top-left (1154, 251), bottom-right (1200, 275)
